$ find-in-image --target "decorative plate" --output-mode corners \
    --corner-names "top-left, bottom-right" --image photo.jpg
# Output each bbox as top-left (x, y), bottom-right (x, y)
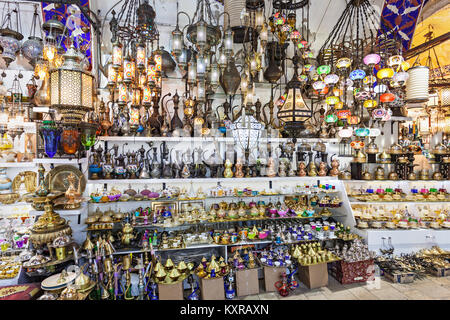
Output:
top-left (44, 165), bottom-right (86, 194)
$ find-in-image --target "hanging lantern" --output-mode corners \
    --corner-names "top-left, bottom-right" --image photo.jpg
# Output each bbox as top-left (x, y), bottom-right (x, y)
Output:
top-left (406, 66), bottom-right (429, 103)
top-left (326, 96), bottom-right (339, 105)
top-left (317, 65), bottom-right (331, 75)
top-left (112, 41), bottom-right (123, 69)
top-left (136, 43), bottom-right (146, 70)
top-left (439, 88), bottom-right (450, 107)
top-left (171, 25), bottom-right (183, 58)
top-left (107, 64), bottom-right (117, 89)
top-left (324, 74), bottom-right (339, 85)
top-left (349, 69), bottom-right (365, 81)
top-left (336, 57), bottom-right (351, 69)
top-left (277, 55), bottom-right (313, 136)
top-left (392, 71), bottom-right (409, 85)
top-left (380, 92), bottom-right (395, 103)
top-left (0, 28), bottom-right (23, 67)
top-left (427, 90), bottom-right (439, 107)
top-left (363, 99), bottom-right (377, 108)
top-left (363, 53), bottom-right (381, 66)
top-left (49, 44), bottom-right (94, 124)
top-left (377, 68), bottom-right (394, 80)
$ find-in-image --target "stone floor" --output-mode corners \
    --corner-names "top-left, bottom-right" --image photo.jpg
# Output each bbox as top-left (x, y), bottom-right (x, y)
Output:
top-left (240, 275), bottom-right (450, 300)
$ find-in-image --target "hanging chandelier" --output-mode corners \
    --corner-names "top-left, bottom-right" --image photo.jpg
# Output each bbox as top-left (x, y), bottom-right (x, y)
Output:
top-left (0, 4), bottom-right (23, 67)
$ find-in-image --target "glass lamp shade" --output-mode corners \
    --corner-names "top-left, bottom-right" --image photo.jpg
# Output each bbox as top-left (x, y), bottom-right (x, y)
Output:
top-left (81, 123), bottom-right (97, 149)
top-left (298, 74), bottom-right (308, 82)
top-left (118, 83), bottom-right (128, 105)
top-left (43, 43), bottom-right (57, 62)
top-left (406, 66), bottom-right (429, 103)
top-left (0, 29), bottom-right (22, 66)
top-left (112, 42), bottom-right (123, 69)
top-left (230, 113), bottom-right (264, 151)
top-left (303, 64), bottom-right (314, 73)
top-left (142, 86), bottom-right (152, 105)
top-left (325, 114), bottom-right (338, 123)
top-left (363, 75), bottom-right (376, 85)
top-left (223, 28), bottom-right (234, 54)
top-left (50, 68), bottom-right (94, 124)
top-left (107, 64), bottom-right (117, 88)
top-left (196, 21), bottom-right (207, 47)
top-left (427, 91), bottom-right (439, 107)
top-left (22, 37), bottom-right (43, 62)
top-left (123, 59), bottom-right (134, 83)
top-left (290, 30), bottom-right (301, 42)
top-left (178, 47), bottom-right (189, 69)
top-left (197, 56), bottom-right (206, 77)
top-left (171, 28), bottom-right (183, 57)
top-left (336, 58), bottom-right (351, 69)
top-left (187, 61), bottom-right (197, 84)
top-left (335, 101), bottom-right (344, 109)
top-left (136, 45), bottom-right (146, 70)
top-left (40, 121), bottom-right (61, 158)
top-left (312, 81), bottom-right (326, 91)
top-left (388, 55), bottom-right (404, 67)
top-left (374, 84), bottom-right (387, 94)
top-left (147, 63), bottom-right (157, 86)
top-left (324, 74), bottom-right (339, 85)
top-left (363, 53), bottom-right (381, 66)
top-left (380, 93), bottom-right (395, 103)
top-left (363, 99), bottom-right (377, 108)
top-left (317, 65), bottom-right (331, 75)
top-left (326, 96), bottom-right (340, 105)
top-left (349, 69), bottom-right (366, 81)
top-left (377, 68), bottom-right (394, 80)
top-left (440, 88), bottom-right (450, 107)
top-left (278, 86), bottom-right (312, 123)
top-left (209, 62), bottom-right (220, 88)
top-left (61, 128), bottom-right (80, 155)
top-left (393, 71), bottom-right (409, 85)
top-left (355, 127), bottom-right (370, 137)
top-left (401, 61), bottom-right (410, 72)
top-left (35, 61), bottom-right (49, 80)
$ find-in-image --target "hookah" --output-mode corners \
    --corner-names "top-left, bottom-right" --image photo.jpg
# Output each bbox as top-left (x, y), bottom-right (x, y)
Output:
top-left (122, 254), bottom-right (134, 300)
top-left (150, 146), bottom-right (161, 178)
top-left (287, 266), bottom-right (299, 290)
top-left (274, 272), bottom-right (290, 297)
top-left (103, 257), bottom-right (114, 299)
top-left (187, 275), bottom-right (200, 300)
top-left (161, 142), bottom-right (172, 178)
top-left (135, 256), bottom-right (146, 300)
top-left (225, 269), bottom-right (235, 299)
top-left (113, 260), bottom-right (124, 300)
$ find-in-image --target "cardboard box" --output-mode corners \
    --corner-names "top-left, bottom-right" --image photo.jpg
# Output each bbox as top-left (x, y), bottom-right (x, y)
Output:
top-left (384, 271), bottom-right (415, 284)
top-left (158, 281), bottom-right (184, 300)
top-left (199, 277), bottom-right (225, 300)
top-left (330, 259), bottom-right (375, 284)
top-left (263, 266), bottom-right (287, 292)
top-left (298, 263), bottom-right (328, 289)
top-left (431, 267), bottom-right (450, 277)
top-left (236, 268), bottom-right (259, 297)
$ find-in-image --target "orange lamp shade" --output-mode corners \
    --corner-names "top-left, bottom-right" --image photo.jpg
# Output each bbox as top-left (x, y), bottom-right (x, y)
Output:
top-left (380, 93), bottom-right (395, 103)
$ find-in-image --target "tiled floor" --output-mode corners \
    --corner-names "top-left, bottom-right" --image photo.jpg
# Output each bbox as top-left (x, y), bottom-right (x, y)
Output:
top-left (240, 275), bottom-right (450, 300)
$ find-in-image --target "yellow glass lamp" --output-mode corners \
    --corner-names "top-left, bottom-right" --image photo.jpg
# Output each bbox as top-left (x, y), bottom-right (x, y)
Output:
top-left (363, 99), bottom-right (377, 108)
top-left (326, 96), bottom-right (340, 106)
top-left (377, 68), bottom-right (394, 80)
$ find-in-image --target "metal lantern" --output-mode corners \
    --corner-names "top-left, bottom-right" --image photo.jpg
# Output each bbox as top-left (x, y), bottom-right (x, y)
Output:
top-left (277, 54), bottom-right (313, 137)
top-left (50, 44), bottom-right (94, 124)
top-left (230, 106), bottom-right (264, 163)
top-left (439, 88), bottom-right (450, 107)
top-left (406, 66), bottom-right (429, 103)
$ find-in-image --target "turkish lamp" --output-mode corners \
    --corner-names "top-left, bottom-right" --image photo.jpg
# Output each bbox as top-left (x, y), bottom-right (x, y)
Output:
top-left (123, 57), bottom-right (134, 84)
top-left (363, 99), bottom-right (377, 109)
top-left (240, 73), bottom-right (249, 94)
top-left (255, 8), bottom-right (264, 30)
top-left (196, 80), bottom-right (206, 102)
top-left (49, 43), bottom-right (94, 125)
top-left (259, 23), bottom-right (268, 46)
top-left (142, 86), bottom-right (152, 106)
top-left (324, 74), bottom-right (339, 85)
top-left (223, 28), bottom-right (234, 55)
top-left (326, 96), bottom-right (339, 106)
top-left (427, 90), bottom-right (439, 107)
top-left (178, 46), bottom-right (188, 69)
top-left (112, 40), bottom-right (123, 70)
top-left (312, 81), bottom-right (326, 91)
top-left (349, 69), bottom-right (366, 81)
top-left (136, 43), bottom-right (146, 71)
top-left (317, 65), bottom-right (331, 76)
top-left (406, 66), bottom-right (429, 103)
top-left (218, 47), bottom-right (227, 68)
top-left (107, 64), bottom-right (117, 89)
top-left (196, 20), bottom-right (207, 52)
top-left (118, 82), bottom-right (128, 106)
top-left (43, 42), bottom-right (57, 62)
top-left (197, 55), bottom-right (206, 78)
top-left (377, 68), bottom-right (394, 80)
top-left (336, 57), bottom-right (351, 70)
top-left (209, 62), bottom-right (220, 88)
top-left (171, 26), bottom-right (183, 58)
top-left (392, 71), bottom-right (409, 86)
top-left (363, 53), bottom-right (381, 66)
top-left (188, 61), bottom-right (197, 85)
top-left (440, 88), bottom-right (450, 107)
top-left (35, 60), bottom-right (49, 80)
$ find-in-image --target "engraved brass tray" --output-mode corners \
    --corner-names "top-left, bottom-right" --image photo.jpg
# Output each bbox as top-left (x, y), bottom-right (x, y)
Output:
top-left (44, 165), bottom-right (86, 194)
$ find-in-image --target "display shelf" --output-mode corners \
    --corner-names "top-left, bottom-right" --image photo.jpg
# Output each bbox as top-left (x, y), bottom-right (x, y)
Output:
top-left (33, 158), bottom-right (88, 165)
top-left (97, 136), bottom-right (339, 144)
top-left (87, 176), bottom-right (338, 184)
top-left (30, 202), bottom-right (88, 216)
top-left (0, 162), bottom-right (36, 168)
top-left (354, 228), bottom-right (450, 254)
top-left (342, 180), bottom-right (448, 183)
top-left (349, 201), bottom-right (450, 205)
